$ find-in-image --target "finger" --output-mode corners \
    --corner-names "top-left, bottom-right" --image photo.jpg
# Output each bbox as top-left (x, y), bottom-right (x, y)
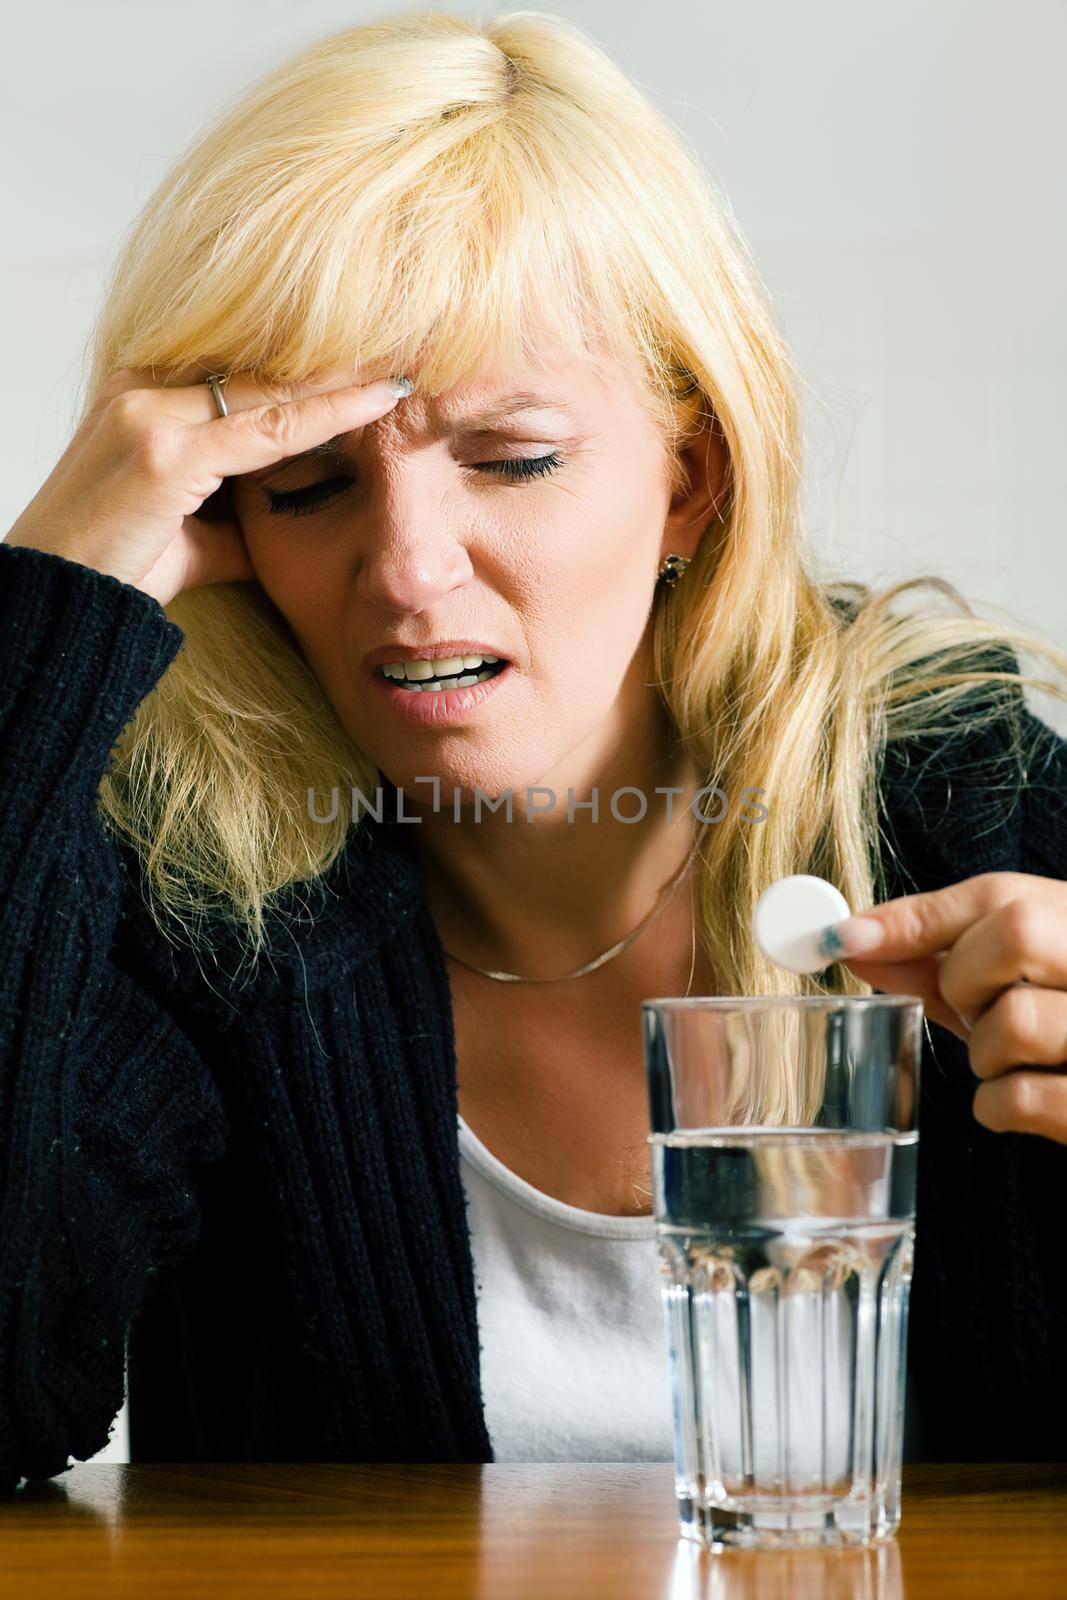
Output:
top-left (97, 363), bottom-right (409, 450)
top-left (821, 872), bottom-right (1067, 964)
top-left (934, 893), bottom-right (1067, 1024)
top-left (844, 892), bottom-right (1067, 1043)
top-left (972, 1068), bottom-right (1067, 1144)
top-left (179, 513), bottom-right (257, 590)
top-left (183, 375), bottom-right (409, 482)
top-left (173, 366), bottom-right (396, 423)
top-left (99, 363), bottom-right (389, 415)
top-left (93, 364), bottom-right (305, 420)
top-left (135, 512), bottom-right (257, 607)
top-left (837, 950), bottom-right (970, 1041)
top-left (966, 983), bottom-right (1067, 1080)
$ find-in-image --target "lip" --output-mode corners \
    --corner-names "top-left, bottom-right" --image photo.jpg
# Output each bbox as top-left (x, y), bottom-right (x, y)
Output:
top-left (363, 639), bottom-right (511, 672)
top-left (370, 660), bottom-right (513, 725)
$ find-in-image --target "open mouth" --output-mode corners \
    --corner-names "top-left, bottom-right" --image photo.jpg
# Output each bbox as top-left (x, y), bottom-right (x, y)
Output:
top-left (376, 658), bottom-right (509, 693)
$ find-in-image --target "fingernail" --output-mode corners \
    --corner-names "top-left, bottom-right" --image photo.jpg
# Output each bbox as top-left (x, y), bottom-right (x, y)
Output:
top-left (817, 914), bottom-right (886, 960)
top-left (388, 376), bottom-right (414, 397)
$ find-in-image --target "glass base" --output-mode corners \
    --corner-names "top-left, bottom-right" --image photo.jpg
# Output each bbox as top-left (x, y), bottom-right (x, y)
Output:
top-left (669, 1526), bottom-right (904, 1600)
top-left (678, 1488), bottom-right (901, 1550)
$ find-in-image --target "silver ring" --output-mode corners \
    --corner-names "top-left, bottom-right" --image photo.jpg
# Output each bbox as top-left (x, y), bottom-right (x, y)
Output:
top-left (206, 373), bottom-right (229, 418)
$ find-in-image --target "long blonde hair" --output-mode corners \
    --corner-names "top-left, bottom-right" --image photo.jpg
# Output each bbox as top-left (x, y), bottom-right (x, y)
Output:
top-left (84, 8), bottom-right (1067, 998)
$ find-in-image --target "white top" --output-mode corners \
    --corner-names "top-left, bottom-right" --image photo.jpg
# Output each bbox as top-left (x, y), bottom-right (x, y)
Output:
top-left (456, 1114), bottom-right (675, 1463)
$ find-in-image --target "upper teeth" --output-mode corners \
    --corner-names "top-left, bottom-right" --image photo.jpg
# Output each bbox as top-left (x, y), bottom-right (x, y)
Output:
top-left (379, 654), bottom-right (499, 681)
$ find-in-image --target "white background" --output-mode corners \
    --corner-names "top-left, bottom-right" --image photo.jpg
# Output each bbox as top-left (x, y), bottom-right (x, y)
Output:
top-left (1, 1), bottom-right (1063, 1463)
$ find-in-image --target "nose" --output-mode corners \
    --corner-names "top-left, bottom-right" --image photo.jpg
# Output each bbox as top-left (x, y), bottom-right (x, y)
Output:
top-left (354, 511), bottom-right (475, 615)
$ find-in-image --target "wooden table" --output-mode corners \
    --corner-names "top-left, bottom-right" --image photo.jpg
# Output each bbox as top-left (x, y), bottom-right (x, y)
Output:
top-left (1, 1461), bottom-right (1063, 1598)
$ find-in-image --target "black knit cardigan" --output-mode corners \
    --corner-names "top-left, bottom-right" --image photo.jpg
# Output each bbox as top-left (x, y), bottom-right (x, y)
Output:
top-left (1, 540), bottom-right (1065, 1491)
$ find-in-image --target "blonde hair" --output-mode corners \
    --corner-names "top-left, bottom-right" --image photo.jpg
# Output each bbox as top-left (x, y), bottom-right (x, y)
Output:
top-left (83, 7), bottom-right (1067, 1002)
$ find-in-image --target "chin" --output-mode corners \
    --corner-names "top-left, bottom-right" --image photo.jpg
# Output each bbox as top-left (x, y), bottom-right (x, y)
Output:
top-left (378, 751), bottom-right (554, 817)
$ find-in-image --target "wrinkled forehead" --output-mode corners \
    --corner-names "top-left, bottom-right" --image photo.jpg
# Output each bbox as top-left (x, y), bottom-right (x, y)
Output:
top-left (337, 330), bottom-right (651, 410)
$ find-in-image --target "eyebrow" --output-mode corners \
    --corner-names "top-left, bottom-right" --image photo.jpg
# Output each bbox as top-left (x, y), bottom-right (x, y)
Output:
top-left (428, 392), bottom-right (577, 436)
top-left (249, 392), bottom-right (578, 475)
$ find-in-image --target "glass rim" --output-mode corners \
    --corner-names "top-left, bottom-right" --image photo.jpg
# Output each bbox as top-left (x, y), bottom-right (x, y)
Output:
top-left (641, 993), bottom-right (924, 1011)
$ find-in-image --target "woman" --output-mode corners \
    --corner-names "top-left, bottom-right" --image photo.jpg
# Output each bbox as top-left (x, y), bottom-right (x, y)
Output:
top-left (1, 9), bottom-right (1066, 1483)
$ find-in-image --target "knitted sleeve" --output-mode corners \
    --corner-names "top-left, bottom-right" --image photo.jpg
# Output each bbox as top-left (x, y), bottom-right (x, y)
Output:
top-left (0, 542), bottom-right (230, 1492)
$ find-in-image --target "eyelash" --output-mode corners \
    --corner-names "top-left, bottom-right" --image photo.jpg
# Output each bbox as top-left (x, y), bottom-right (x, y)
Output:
top-left (264, 452), bottom-right (566, 518)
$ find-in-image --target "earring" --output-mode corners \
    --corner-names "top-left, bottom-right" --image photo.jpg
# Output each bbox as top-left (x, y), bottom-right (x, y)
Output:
top-left (657, 553), bottom-right (691, 590)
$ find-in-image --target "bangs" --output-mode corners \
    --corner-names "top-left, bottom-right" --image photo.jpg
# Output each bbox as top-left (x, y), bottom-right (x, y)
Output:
top-left (149, 106), bottom-right (679, 436)
top-left (90, 10), bottom-right (715, 454)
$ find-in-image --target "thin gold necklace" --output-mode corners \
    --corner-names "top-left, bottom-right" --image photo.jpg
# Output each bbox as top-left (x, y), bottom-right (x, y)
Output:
top-left (440, 832), bottom-right (702, 984)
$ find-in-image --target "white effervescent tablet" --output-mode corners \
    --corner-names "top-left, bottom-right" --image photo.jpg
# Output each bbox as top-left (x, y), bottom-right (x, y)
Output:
top-left (753, 874), bottom-right (852, 975)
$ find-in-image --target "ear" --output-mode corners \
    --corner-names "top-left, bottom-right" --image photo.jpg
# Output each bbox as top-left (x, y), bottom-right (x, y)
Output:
top-left (661, 410), bottom-right (732, 564)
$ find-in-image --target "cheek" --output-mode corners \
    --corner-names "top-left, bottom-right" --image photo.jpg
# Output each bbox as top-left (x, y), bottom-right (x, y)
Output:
top-left (522, 484), bottom-right (661, 661)
top-left (243, 525), bottom-right (338, 629)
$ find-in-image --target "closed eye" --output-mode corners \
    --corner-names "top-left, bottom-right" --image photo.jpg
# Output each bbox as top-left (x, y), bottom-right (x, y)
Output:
top-left (263, 452), bottom-right (565, 518)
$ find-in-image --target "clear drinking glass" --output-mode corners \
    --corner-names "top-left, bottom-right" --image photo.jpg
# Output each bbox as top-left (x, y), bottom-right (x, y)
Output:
top-left (642, 995), bottom-right (923, 1551)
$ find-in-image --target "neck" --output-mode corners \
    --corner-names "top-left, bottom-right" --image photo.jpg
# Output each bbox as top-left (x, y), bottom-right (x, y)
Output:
top-left (397, 709), bottom-right (705, 983)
